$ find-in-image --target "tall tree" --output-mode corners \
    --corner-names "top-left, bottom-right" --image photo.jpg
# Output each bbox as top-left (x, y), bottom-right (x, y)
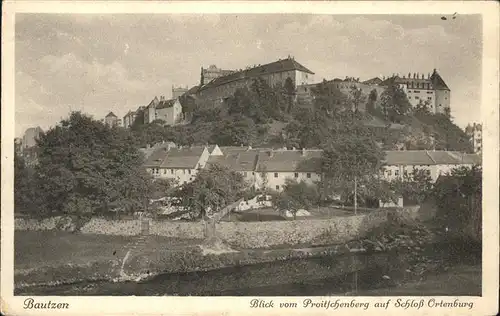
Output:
top-left (174, 164), bottom-right (247, 220)
top-left (311, 80), bottom-right (349, 115)
top-left (390, 168), bottom-right (434, 205)
top-left (271, 179), bottom-right (319, 219)
top-left (321, 126), bottom-right (386, 212)
top-left (380, 83), bottom-right (412, 123)
top-left (35, 111), bottom-right (153, 217)
top-left (283, 77), bottom-right (296, 114)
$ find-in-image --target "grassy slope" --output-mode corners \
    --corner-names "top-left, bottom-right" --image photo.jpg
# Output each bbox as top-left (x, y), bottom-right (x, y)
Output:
top-left (14, 231), bottom-right (202, 271)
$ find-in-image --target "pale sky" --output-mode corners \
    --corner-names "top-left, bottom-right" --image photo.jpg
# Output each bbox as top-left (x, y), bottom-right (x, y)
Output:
top-left (15, 14), bottom-right (482, 137)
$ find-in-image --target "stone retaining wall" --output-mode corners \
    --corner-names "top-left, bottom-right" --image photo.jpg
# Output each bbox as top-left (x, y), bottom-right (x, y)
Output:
top-left (15, 207), bottom-right (423, 249)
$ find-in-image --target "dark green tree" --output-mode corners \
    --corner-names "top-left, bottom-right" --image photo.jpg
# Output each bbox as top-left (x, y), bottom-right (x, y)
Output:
top-left (380, 83), bottom-right (412, 123)
top-left (174, 164), bottom-right (247, 219)
top-left (433, 166), bottom-right (482, 241)
top-left (311, 80), bottom-right (349, 115)
top-left (390, 168), bottom-right (434, 205)
top-left (321, 127), bottom-right (386, 212)
top-left (35, 111), bottom-right (153, 217)
top-left (271, 179), bottom-right (319, 219)
top-left (283, 77), bottom-right (296, 114)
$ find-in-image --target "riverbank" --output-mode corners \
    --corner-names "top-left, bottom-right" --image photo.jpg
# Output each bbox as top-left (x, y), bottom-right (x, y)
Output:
top-left (15, 247), bottom-right (481, 296)
top-left (14, 230), bottom-right (380, 289)
top-left (15, 213), bottom-right (481, 293)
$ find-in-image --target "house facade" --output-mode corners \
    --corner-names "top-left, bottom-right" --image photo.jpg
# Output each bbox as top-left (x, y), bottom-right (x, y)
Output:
top-left (379, 69), bottom-right (451, 114)
top-left (144, 145), bottom-right (210, 185)
top-left (104, 112), bottom-right (120, 127)
top-left (22, 126), bottom-right (43, 150)
top-left (465, 123), bottom-right (482, 153)
top-left (143, 96), bottom-right (183, 125)
top-left (196, 57), bottom-right (315, 107)
top-left (143, 142), bottom-right (480, 192)
top-left (382, 150), bottom-right (477, 182)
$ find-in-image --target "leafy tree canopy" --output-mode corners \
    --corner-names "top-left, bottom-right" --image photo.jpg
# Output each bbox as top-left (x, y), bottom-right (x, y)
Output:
top-left (173, 164), bottom-right (248, 219)
top-left (35, 111), bottom-right (153, 216)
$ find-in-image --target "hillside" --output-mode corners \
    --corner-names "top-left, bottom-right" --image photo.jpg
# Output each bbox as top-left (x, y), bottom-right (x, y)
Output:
top-left (130, 79), bottom-right (472, 153)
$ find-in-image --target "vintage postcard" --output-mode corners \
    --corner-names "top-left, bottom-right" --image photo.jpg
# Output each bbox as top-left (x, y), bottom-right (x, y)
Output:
top-left (1, 1), bottom-right (499, 315)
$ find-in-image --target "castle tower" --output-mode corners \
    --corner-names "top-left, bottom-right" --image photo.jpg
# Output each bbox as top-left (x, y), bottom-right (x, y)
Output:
top-left (430, 69), bottom-right (451, 115)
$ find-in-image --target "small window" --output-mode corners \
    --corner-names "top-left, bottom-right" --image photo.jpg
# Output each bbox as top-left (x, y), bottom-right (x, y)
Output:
top-left (274, 173), bottom-right (278, 178)
top-left (164, 169), bottom-right (167, 174)
top-left (188, 169), bottom-right (191, 175)
top-left (244, 172), bottom-right (248, 177)
top-left (427, 97), bottom-right (432, 100)
top-left (415, 96), bottom-right (419, 100)
top-left (183, 169), bottom-right (186, 174)
top-left (395, 170), bottom-right (400, 176)
top-left (171, 169), bottom-right (174, 174)
top-left (276, 185), bottom-right (280, 190)
top-left (408, 96), bottom-right (412, 99)
top-left (426, 170), bottom-right (431, 176)
top-left (307, 173), bottom-right (311, 178)
top-left (387, 170), bottom-right (392, 176)
top-left (294, 173), bottom-right (299, 178)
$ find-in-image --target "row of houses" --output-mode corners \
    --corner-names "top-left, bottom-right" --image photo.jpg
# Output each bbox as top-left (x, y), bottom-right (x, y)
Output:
top-left (142, 143), bottom-right (481, 191)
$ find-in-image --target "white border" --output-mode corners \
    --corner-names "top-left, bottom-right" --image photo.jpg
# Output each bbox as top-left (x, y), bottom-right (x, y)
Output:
top-left (2, 1), bottom-right (499, 315)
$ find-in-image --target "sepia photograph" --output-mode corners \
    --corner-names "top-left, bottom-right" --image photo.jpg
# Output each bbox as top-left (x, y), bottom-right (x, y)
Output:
top-left (1, 1), bottom-right (499, 315)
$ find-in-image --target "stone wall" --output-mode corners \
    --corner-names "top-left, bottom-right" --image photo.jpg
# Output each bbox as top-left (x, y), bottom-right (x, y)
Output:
top-left (149, 220), bottom-right (204, 239)
top-left (80, 218), bottom-right (141, 236)
top-left (14, 207), bottom-right (423, 249)
top-left (215, 209), bottom-right (389, 249)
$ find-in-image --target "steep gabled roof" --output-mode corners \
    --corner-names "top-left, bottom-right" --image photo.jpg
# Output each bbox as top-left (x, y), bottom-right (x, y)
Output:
top-left (106, 111), bottom-right (117, 118)
top-left (430, 69), bottom-right (450, 90)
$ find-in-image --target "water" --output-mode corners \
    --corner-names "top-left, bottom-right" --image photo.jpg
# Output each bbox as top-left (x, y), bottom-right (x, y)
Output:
top-left (15, 240), bottom-right (481, 296)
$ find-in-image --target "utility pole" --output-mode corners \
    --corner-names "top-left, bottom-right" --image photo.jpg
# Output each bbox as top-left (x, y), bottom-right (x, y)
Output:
top-left (354, 176), bottom-right (358, 215)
